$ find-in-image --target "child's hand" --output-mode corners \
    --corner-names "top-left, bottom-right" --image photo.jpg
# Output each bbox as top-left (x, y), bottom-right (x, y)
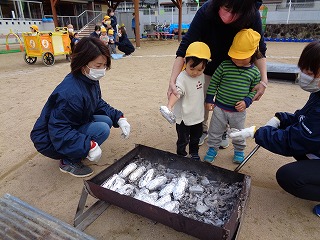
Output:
top-left (235, 101), bottom-right (246, 112)
top-left (205, 103), bottom-right (215, 111)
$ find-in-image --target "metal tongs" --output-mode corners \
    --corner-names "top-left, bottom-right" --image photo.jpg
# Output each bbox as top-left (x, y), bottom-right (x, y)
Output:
top-left (234, 145), bottom-right (260, 172)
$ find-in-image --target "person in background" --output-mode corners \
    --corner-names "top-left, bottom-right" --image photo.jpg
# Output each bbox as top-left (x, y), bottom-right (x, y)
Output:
top-left (167, 0), bottom-right (268, 148)
top-left (204, 29), bottom-right (261, 164)
top-left (108, 29), bottom-right (117, 54)
top-left (89, 25), bottom-right (101, 38)
top-left (100, 27), bottom-right (109, 46)
top-left (71, 32), bottom-right (80, 52)
top-left (102, 15), bottom-right (111, 29)
top-left (107, 8), bottom-right (117, 40)
top-left (228, 41), bottom-right (320, 217)
top-left (66, 24), bottom-right (74, 61)
top-left (30, 37), bottom-right (131, 178)
top-left (115, 26), bottom-right (135, 56)
top-left (132, 13), bottom-right (136, 37)
top-left (160, 42), bottom-right (211, 161)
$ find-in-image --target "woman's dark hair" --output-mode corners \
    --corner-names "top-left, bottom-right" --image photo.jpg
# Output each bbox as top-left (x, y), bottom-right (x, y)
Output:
top-left (107, 8), bottom-right (114, 15)
top-left (186, 56), bottom-right (208, 69)
top-left (119, 26), bottom-right (127, 36)
top-left (71, 37), bottom-right (111, 75)
top-left (94, 25), bottom-right (101, 31)
top-left (298, 41), bottom-right (320, 77)
top-left (206, 0), bottom-right (259, 29)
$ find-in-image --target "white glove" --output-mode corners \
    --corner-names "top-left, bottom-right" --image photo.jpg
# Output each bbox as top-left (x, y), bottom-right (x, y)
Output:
top-left (229, 126), bottom-right (256, 141)
top-left (265, 116), bottom-right (280, 128)
top-left (118, 118), bottom-right (131, 139)
top-left (87, 141), bottom-right (102, 162)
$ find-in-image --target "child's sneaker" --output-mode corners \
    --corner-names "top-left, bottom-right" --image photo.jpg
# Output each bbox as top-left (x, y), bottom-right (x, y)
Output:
top-left (219, 131), bottom-right (229, 149)
top-left (313, 204), bottom-right (320, 217)
top-left (233, 151), bottom-right (245, 164)
top-left (204, 148), bottom-right (218, 163)
top-left (190, 153), bottom-right (201, 161)
top-left (198, 132), bottom-right (208, 146)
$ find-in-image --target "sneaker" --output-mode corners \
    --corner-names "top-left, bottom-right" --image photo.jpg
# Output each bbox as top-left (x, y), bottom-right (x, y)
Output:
top-left (233, 151), bottom-right (245, 164)
top-left (190, 153), bottom-right (201, 161)
top-left (204, 148), bottom-right (218, 163)
top-left (199, 132), bottom-right (208, 146)
top-left (219, 132), bottom-right (229, 149)
top-left (59, 160), bottom-right (93, 177)
top-left (313, 204), bottom-right (320, 217)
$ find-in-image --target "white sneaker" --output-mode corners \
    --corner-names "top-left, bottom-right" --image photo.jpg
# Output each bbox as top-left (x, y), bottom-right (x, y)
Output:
top-left (198, 132), bottom-right (208, 146)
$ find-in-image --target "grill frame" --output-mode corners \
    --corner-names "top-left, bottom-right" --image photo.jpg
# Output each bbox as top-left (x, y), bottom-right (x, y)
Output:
top-left (84, 145), bottom-right (251, 240)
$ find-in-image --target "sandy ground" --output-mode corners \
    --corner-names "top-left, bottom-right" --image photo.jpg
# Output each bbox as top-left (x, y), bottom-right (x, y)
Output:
top-left (0, 40), bottom-right (319, 240)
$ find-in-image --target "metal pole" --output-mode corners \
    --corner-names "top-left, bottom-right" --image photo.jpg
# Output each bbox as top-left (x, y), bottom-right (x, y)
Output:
top-left (286, 0), bottom-right (292, 24)
top-left (234, 145), bottom-right (260, 172)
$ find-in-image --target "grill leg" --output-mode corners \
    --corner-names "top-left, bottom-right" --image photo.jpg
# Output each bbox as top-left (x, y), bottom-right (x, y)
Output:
top-left (74, 186), bottom-right (110, 231)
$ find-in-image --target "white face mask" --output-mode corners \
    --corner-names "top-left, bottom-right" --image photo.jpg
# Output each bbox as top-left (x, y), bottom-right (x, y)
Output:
top-left (298, 72), bottom-right (320, 93)
top-left (68, 28), bottom-right (74, 33)
top-left (118, 33), bottom-right (122, 37)
top-left (96, 31), bottom-right (101, 35)
top-left (85, 65), bottom-right (106, 81)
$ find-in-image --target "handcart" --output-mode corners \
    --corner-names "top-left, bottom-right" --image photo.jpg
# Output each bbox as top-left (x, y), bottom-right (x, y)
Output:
top-left (22, 27), bottom-right (71, 66)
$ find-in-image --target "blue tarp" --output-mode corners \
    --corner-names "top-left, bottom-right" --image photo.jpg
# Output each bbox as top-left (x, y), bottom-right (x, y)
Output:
top-left (169, 23), bottom-right (190, 33)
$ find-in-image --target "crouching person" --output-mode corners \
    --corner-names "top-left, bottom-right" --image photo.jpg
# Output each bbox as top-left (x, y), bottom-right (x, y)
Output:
top-left (30, 37), bottom-right (131, 177)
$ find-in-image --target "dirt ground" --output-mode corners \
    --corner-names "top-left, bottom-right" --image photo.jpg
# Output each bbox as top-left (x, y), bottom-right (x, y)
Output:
top-left (0, 40), bottom-right (319, 240)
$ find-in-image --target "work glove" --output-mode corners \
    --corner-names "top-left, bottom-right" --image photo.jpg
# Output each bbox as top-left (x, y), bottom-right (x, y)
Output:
top-left (228, 126), bottom-right (256, 141)
top-left (118, 118), bottom-right (131, 139)
top-left (87, 141), bottom-right (102, 162)
top-left (265, 116), bottom-right (280, 128)
top-left (160, 106), bottom-right (176, 124)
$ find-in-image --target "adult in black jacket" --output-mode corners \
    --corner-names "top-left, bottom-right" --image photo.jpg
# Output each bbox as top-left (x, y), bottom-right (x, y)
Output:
top-left (115, 26), bottom-right (135, 56)
top-left (89, 25), bottom-right (101, 38)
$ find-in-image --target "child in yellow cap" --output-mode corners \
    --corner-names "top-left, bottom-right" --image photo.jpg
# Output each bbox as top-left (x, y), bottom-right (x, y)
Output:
top-left (160, 42), bottom-right (211, 161)
top-left (203, 28), bottom-right (262, 164)
top-left (30, 24), bottom-right (39, 36)
top-left (107, 29), bottom-right (116, 54)
top-left (100, 27), bottom-right (109, 46)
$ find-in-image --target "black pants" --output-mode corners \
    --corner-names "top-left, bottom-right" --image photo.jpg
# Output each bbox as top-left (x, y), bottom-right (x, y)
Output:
top-left (176, 121), bottom-right (202, 156)
top-left (276, 158), bottom-right (320, 201)
top-left (118, 45), bottom-right (135, 55)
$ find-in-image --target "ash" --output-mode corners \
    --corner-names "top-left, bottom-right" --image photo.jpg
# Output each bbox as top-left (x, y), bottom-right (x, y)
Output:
top-left (101, 155), bottom-right (243, 227)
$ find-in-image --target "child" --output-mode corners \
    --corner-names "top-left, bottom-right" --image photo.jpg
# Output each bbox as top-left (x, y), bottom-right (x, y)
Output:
top-left (71, 32), bottom-right (80, 52)
top-left (160, 42), bottom-right (211, 160)
top-left (107, 29), bottom-right (116, 54)
top-left (100, 27), bottom-right (109, 46)
top-left (229, 41), bottom-right (320, 217)
top-left (30, 24), bottom-right (39, 36)
top-left (102, 15), bottom-right (111, 29)
top-left (115, 26), bottom-right (135, 56)
top-left (204, 28), bottom-right (262, 164)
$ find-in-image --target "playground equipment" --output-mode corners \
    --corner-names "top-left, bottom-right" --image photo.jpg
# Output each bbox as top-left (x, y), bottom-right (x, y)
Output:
top-left (22, 27), bottom-right (71, 66)
top-left (259, 5), bottom-right (268, 32)
top-left (5, 29), bottom-right (24, 52)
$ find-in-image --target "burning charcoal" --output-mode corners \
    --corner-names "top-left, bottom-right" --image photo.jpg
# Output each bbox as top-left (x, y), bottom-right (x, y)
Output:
top-left (146, 176), bottom-right (167, 191)
top-left (196, 201), bottom-right (209, 214)
top-left (155, 194), bottom-right (172, 207)
top-left (204, 196), bottom-right (218, 208)
top-left (200, 176), bottom-right (210, 186)
top-left (159, 178), bottom-right (177, 197)
top-left (138, 168), bottom-right (155, 188)
top-left (189, 185), bottom-right (204, 194)
top-left (118, 163), bottom-right (137, 178)
top-left (173, 176), bottom-right (188, 200)
top-left (129, 166), bottom-right (146, 183)
top-left (101, 174), bottom-right (119, 189)
top-left (116, 184), bottom-right (135, 196)
top-left (161, 201), bottom-right (180, 214)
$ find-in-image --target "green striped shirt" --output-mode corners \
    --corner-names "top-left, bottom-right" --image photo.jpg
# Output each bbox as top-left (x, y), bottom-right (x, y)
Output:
top-left (207, 60), bottom-right (261, 107)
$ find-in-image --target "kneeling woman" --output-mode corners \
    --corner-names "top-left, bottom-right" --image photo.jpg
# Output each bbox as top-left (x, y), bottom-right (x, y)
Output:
top-left (30, 37), bottom-right (131, 178)
top-left (115, 26), bottom-right (135, 56)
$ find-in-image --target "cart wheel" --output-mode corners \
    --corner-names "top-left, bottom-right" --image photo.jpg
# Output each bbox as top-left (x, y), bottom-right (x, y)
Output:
top-left (24, 53), bottom-right (37, 64)
top-left (42, 52), bottom-right (55, 66)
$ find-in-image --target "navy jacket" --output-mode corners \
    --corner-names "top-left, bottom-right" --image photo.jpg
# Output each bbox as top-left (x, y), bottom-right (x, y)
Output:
top-left (30, 73), bottom-right (123, 160)
top-left (176, 0), bottom-right (267, 76)
top-left (255, 91), bottom-right (320, 159)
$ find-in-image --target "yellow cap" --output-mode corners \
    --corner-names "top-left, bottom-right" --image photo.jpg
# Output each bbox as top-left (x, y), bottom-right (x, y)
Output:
top-left (104, 15), bottom-right (110, 20)
top-left (101, 27), bottom-right (107, 32)
top-left (185, 42), bottom-right (211, 61)
top-left (30, 24), bottom-right (39, 32)
top-left (228, 28), bottom-right (261, 59)
top-left (108, 29), bottom-right (114, 35)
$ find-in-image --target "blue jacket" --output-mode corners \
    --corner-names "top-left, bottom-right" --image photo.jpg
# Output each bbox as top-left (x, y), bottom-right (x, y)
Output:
top-left (176, 0), bottom-right (266, 76)
top-left (255, 91), bottom-right (320, 158)
top-left (30, 73), bottom-right (123, 160)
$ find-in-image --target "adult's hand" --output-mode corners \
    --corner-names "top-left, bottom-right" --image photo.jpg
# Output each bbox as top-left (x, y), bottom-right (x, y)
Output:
top-left (228, 126), bottom-right (256, 141)
top-left (167, 82), bottom-right (179, 99)
top-left (167, 56), bottom-right (184, 99)
top-left (265, 116), bottom-right (280, 128)
top-left (118, 118), bottom-right (131, 139)
top-left (252, 82), bottom-right (267, 101)
top-left (87, 141), bottom-right (102, 162)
